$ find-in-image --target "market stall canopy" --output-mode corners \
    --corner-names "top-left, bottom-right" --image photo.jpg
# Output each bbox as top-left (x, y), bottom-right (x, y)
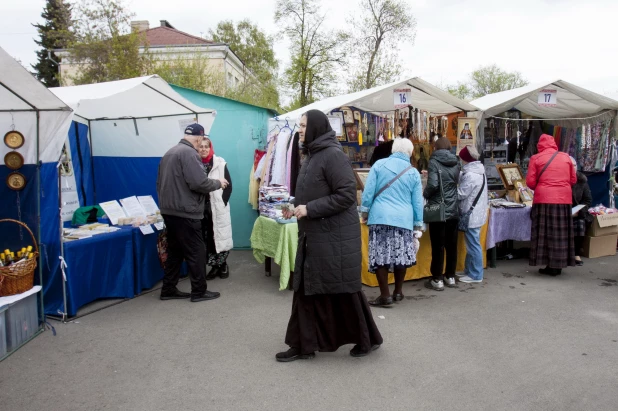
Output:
top-left (277, 77), bottom-right (479, 121)
top-left (471, 80), bottom-right (618, 119)
top-left (0, 46), bottom-right (73, 164)
top-left (50, 75), bottom-right (216, 132)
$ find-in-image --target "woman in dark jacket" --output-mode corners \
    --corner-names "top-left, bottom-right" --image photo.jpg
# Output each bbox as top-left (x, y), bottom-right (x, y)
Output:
top-left (570, 156), bottom-right (592, 266)
top-left (423, 137), bottom-right (460, 291)
top-left (277, 110), bottom-right (383, 362)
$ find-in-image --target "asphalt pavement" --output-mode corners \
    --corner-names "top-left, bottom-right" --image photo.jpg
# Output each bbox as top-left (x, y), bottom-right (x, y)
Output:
top-left (1, 250), bottom-right (617, 411)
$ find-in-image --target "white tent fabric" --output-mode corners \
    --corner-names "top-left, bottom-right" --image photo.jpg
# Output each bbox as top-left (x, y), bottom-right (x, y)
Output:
top-left (50, 75), bottom-right (215, 126)
top-left (50, 75), bottom-right (217, 157)
top-left (0, 46), bottom-right (73, 164)
top-left (471, 80), bottom-right (618, 119)
top-left (277, 77), bottom-right (479, 122)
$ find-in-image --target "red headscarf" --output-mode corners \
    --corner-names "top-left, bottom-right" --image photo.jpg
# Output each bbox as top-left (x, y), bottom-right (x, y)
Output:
top-left (201, 137), bottom-right (215, 163)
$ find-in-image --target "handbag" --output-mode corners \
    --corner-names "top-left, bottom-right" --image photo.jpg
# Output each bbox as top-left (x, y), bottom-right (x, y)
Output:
top-left (423, 168), bottom-right (446, 223)
top-left (458, 175), bottom-right (486, 232)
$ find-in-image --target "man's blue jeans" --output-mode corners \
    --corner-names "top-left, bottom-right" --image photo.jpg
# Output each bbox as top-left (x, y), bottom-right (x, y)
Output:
top-left (464, 227), bottom-right (484, 280)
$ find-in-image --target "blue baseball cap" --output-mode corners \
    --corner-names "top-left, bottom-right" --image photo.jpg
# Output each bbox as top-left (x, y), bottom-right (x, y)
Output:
top-left (184, 123), bottom-right (205, 136)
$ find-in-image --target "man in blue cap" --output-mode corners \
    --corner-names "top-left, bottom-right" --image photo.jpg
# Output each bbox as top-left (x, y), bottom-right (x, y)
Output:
top-left (157, 123), bottom-right (229, 302)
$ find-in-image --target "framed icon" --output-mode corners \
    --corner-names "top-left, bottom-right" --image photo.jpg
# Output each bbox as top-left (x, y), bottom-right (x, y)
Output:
top-left (4, 130), bottom-right (25, 149)
top-left (6, 171), bottom-right (26, 191)
top-left (4, 151), bottom-right (24, 170)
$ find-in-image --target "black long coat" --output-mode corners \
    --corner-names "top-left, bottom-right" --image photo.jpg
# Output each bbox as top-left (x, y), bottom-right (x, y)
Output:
top-left (292, 130), bottom-right (362, 296)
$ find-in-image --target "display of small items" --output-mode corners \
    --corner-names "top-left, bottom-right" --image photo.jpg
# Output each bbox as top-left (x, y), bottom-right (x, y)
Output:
top-left (0, 246), bottom-right (34, 267)
top-left (4, 129), bottom-right (27, 191)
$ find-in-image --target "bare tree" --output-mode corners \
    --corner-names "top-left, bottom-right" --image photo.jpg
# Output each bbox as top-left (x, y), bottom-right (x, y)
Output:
top-left (275, 0), bottom-right (349, 109)
top-left (348, 0), bottom-right (416, 92)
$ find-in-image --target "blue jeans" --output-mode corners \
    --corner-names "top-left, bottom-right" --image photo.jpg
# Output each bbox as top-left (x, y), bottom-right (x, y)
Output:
top-left (464, 227), bottom-right (483, 280)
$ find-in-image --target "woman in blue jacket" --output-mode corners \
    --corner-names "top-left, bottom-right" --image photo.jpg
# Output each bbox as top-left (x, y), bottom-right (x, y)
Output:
top-left (361, 138), bottom-right (424, 307)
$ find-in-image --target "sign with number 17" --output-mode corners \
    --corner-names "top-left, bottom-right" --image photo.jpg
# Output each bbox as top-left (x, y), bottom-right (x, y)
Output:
top-left (394, 88), bottom-right (412, 109)
top-left (538, 89), bottom-right (557, 107)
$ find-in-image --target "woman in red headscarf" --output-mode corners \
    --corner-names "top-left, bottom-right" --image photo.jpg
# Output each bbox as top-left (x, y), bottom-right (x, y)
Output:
top-left (198, 137), bottom-right (233, 280)
top-left (526, 134), bottom-right (577, 276)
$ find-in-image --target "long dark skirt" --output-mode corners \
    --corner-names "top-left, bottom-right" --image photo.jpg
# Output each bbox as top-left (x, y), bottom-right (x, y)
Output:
top-left (285, 278), bottom-right (383, 354)
top-left (529, 203), bottom-right (575, 268)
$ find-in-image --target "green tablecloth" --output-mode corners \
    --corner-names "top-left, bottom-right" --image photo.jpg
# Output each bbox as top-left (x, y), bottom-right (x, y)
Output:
top-left (250, 216), bottom-right (298, 290)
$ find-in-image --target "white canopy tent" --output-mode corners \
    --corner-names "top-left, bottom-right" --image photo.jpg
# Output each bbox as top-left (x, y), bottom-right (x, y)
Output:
top-left (471, 80), bottom-right (618, 127)
top-left (276, 77), bottom-right (479, 123)
top-left (0, 46), bottom-right (73, 348)
top-left (0, 46), bottom-right (73, 165)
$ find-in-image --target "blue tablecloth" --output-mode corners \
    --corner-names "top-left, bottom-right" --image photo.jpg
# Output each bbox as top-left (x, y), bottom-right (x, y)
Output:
top-left (132, 227), bottom-right (165, 294)
top-left (62, 227), bottom-right (135, 316)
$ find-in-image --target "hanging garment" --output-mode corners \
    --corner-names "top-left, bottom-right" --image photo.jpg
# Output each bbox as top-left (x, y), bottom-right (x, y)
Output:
top-left (270, 128), bottom-right (292, 186)
top-left (249, 164), bottom-right (259, 209)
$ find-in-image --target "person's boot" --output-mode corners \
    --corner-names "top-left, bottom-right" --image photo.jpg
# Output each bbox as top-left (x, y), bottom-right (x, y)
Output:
top-left (205, 265), bottom-right (220, 280)
top-left (219, 263), bottom-right (229, 279)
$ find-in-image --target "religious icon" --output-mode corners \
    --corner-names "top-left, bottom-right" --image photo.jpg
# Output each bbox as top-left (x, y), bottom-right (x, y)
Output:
top-left (460, 123), bottom-right (473, 139)
top-left (456, 118), bottom-right (477, 155)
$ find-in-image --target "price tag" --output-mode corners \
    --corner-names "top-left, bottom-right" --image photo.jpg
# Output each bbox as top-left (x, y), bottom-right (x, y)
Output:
top-left (394, 88), bottom-right (412, 109)
top-left (538, 89), bottom-right (557, 107)
top-left (139, 225), bottom-right (155, 235)
top-left (154, 222), bottom-right (165, 231)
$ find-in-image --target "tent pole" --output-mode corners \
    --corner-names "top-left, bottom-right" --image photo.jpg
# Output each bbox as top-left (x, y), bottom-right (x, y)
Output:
top-left (88, 120), bottom-right (97, 204)
top-left (57, 159), bottom-right (68, 322)
top-left (36, 110), bottom-right (45, 327)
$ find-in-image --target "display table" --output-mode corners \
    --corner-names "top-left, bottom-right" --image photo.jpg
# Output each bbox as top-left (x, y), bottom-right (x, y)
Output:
top-left (486, 207), bottom-right (532, 249)
top-left (486, 206), bottom-right (532, 267)
top-left (250, 216), bottom-right (298, 290)
top-left (62, 226), bottom-right (135, 316)
top-left (361, 221), bottom-right (488, 286)
top-left (131, 228), bottom-right (165, 294)
top-left (250, 216), bottom-right (488, 289)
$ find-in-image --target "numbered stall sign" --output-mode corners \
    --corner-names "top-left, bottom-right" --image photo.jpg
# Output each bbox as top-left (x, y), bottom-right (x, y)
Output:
top-left (394, 88), bottom-right (412, 109)
top-left (538, 89), bottom-right (557, 107)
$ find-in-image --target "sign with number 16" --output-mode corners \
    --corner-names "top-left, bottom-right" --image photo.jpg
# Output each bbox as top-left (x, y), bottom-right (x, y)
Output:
top-left (394, 88), bottom-right (412, 109)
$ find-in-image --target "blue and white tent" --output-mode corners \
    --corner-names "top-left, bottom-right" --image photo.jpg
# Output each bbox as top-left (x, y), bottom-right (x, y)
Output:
top-left (0, 46), bottom-right (73, 331)
top-left (50, 75), bottom-right (216, 205)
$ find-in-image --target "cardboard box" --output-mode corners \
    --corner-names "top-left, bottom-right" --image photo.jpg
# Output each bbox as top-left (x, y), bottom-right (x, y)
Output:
top-left (587, 214), bottom-right (618, 237)
top-left (582, 234), bottom-right (618, 258)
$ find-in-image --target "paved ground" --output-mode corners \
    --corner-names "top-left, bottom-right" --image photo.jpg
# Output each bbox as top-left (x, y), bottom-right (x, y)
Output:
top-left (1, 250), bottom-right (618, 411)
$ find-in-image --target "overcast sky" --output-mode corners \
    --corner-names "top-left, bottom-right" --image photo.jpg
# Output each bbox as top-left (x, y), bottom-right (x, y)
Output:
top-left (3, 0), bottom-right (618, 98)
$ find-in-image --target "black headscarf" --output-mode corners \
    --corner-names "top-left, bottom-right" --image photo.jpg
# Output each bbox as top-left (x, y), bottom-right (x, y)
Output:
top-left (303, 110), bottom-right (333, 145)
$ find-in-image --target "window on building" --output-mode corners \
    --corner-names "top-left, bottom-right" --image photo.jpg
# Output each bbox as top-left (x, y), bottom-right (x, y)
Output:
top-left (227, 72), bottom-right (233, 86)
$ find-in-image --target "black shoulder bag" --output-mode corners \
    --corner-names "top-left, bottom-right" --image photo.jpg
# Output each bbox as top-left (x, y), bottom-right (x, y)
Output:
top-left (458, 175), bottom-right (486, 232)
top-left (423, 168), bottom-right (446, 223)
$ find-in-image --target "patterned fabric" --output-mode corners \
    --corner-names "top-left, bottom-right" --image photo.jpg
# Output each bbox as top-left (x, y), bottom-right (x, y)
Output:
top-left (368, 224), bottom-right (419, 273)
top-left (486, 207), bottom-right (531, 249)
top-left (208, 250), bottom-right (229, 267)
top-left (529, 204), bottom-right (575, 268)
top-left (573, 218), bottom-right (586, 237)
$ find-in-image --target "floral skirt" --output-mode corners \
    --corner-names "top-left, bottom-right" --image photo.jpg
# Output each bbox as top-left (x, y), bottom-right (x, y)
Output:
top-left (368, 224), bottom-right (418, 273)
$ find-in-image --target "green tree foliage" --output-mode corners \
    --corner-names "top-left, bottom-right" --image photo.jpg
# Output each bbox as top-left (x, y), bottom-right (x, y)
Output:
top-left (275, 0), bottom-right (349, 109)
top-left (348, 0), bottom-right (416, 92)
top-left (210, 19), bottom-right (280, 110)
top-left (67, 0), bottom-right (146, 85)
top-left (32, 0), bottom-right (74, 87)
top-left (444, 65), bottom-right (529, 100)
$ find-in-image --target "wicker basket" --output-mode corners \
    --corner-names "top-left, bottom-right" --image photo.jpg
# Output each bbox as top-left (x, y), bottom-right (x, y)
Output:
top-left (0, 219), bottom-right (38, 297)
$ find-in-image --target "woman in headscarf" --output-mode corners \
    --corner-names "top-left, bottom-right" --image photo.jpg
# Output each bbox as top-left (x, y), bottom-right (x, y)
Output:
top-left (526, 134), bottom-right (577, 276)
top-left (277, 110), bottom-right (383, 362)
top-left (197, 137), bottom-right (233, 280)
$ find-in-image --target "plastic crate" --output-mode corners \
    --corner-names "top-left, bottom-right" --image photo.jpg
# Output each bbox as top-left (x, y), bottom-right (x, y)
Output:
top-left (0, 305), bottom-right (7, 358)
top-left (6, 292), bottom-right (39, 352)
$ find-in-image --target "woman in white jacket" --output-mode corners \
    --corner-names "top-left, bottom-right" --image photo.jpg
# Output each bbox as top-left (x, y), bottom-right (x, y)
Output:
top-left (457, 145), bottom-right (488, 283)
top-left (198, 137), bottom-right (233, 280)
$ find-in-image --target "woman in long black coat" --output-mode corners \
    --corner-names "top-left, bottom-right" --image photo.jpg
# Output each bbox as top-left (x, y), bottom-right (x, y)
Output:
top-left (276, 110), bottom-right (383, 362)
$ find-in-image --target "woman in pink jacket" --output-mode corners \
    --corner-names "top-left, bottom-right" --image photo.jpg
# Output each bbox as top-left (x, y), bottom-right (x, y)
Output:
top-left (526, 134), bottom-right (577, 276)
